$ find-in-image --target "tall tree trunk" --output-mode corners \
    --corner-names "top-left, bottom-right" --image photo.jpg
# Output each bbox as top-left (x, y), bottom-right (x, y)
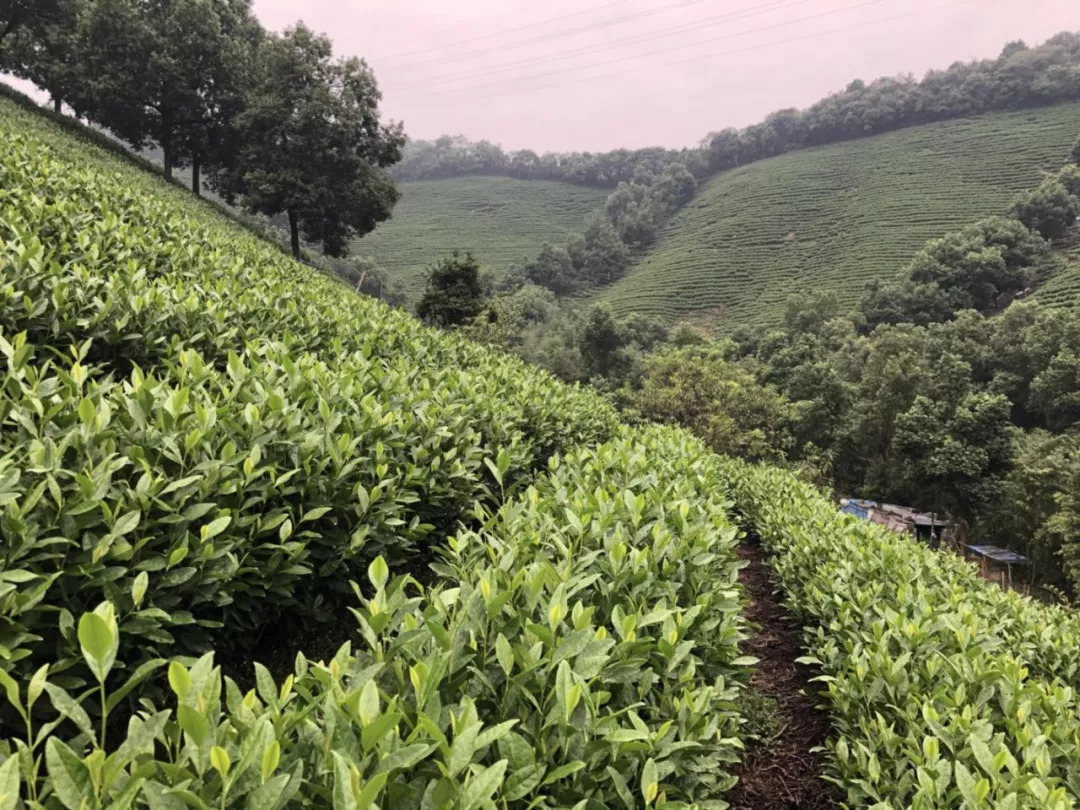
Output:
top-left (161, 120), bottom-right (173, 181)
top-left (52, 96), bottom-right (61, 114)
top-left (288, 210), bottom-right (300, 258)
top-left (191, 156), bottom-right (201, 196)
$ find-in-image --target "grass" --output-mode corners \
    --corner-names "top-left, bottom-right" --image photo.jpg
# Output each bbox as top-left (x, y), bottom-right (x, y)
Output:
top-left (595, 103), bottom-right (1080, 331)
top-left (353, 176), bottom-right (608, 300)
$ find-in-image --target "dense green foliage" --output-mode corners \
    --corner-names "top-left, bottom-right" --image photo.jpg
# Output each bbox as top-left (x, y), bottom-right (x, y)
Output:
top-left (0, 83), bottom-right (759, 808)
top-left (2, 0), bottom-right (403, 258)
top-left (355, 177), bottom-right (607, 302)
top-left (599, 103), bottom-right (1080, 329)
top-left (416, 252), bottom-right (487, 328)
top-left (724, 458), bottom-right (1080, 808)
top-left (0, 97), bottom-right (622, 671)
top-left (0, 428), bottom-right (751, 809)
top-left (860, 216), bottom-right (1049, 328)
top-left (628, 347), bottom-right (794, 464)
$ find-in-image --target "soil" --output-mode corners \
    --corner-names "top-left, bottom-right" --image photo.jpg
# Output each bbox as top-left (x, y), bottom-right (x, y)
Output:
top-left (726, 542), bottom-right (842, 810)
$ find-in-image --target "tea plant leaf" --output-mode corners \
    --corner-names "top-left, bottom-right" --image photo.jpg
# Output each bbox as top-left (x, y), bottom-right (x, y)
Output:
top-left (460, 759), bottom-right (508, 810)
top-left (45, 738), bottom-right (94, 810)
top-left (0, 754), bottom-right (20, 810)
top-left (77, 605), bottom-right (118, 683)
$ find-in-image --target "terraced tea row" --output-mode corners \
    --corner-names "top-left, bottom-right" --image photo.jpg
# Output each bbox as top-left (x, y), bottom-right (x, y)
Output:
top-left (0, 96), bottom-right (621, 678)
top-left (724, 459), bottom-right (1080, 809)
top-left (598, 103), bottom-right (1080, 330)
top-left (1034, 241), bottom-right (1080, 309)
top-left (353, 177), bottom-right (608, 300)
top-left (0, 428), bottom-right (751, 808)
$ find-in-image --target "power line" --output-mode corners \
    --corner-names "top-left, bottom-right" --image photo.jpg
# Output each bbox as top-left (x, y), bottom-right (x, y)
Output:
top-left (395, 0), bottom-right (891, 101)
top-left (393, 0), bottom-right (975, 105)
top-left (385, 0), bottom-right (713, 73)
top-left (390, 0), bottom-right (811, 92)
top-left (373, 0), bottom-right (629, 63)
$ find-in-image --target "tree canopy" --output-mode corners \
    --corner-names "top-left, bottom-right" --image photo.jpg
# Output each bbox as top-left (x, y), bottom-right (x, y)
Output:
top-left (416, 251), bottom-right (487, 328)
top-left (222, 24), bottom-right (403, 257)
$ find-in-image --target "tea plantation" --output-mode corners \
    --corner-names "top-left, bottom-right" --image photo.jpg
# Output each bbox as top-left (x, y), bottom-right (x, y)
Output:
top-left (597, 103), bottom-right (1080, 331)
top-left (10, 93), bottom-right (1080, 810)
top-left (1034, 240), bottom-right (1080, 309)
top-left (352, 177), bottom-right (608, 300)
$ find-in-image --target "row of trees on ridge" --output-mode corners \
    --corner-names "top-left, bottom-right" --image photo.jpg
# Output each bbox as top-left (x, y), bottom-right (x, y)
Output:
top-left (0, 0), bottom-right (404, 257)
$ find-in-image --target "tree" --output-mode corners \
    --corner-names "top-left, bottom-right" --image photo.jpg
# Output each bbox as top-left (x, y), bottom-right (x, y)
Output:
top-left (181, 0), bottom-right (262, 195)
top-left (1030, 349), bottom-right (1080, 431)
top-left (784, 289), bottom-right (841, 335)
top-left (892, 391), bottom-right (1014, 525)
top-left (1009, 178), bottom-right (1080, 240)
top-left (580, 214), bottom-right (630, 285)
top-left (523, 243), bottom-right (576, 295)
top-left (1071, 133), bottom-right (1080, 166)
top-left (2, 0), bottom-right (81, 112)
top-left (416, 252), bottom-right (486, 328)
top-left (226, 24), bottom-right (404, 256)
top-left (1057, 164), bottom-right (1080, 197)
top-left (873, 216), bottom-right (1048, 322)
top-left (0, 0), bottom-right (43, 48)
top-left (579, 305), bottom-right (625, 379)
top-left (631, 346), bottom-right (795, 462)
top-left (859, 278), bottom-right (953, 328)
top-left (78, 0), bottom-right (251, 181)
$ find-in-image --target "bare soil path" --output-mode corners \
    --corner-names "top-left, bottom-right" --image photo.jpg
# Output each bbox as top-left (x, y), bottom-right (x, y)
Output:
top-left (727, 542), bottom-right (842, 810)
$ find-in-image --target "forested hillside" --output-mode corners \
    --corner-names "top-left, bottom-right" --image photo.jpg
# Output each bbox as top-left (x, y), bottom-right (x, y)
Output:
top-left (598, 103), bottom-right (1080, 329)
top-left (354, 177), bottom-right (607, 300)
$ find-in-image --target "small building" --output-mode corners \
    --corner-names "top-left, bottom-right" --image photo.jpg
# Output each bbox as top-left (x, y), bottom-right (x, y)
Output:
top-left (839, 497), bottom-right (951, 548)
top-left (964, 545), bottom-right (1029, 592)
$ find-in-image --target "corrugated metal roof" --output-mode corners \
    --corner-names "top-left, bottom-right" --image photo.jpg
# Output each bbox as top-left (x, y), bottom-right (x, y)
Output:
top-left (966, 545), bottom-right (1029, 564)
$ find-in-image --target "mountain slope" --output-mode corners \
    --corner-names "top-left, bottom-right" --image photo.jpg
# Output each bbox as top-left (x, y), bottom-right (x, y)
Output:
top-left (353, 176), bottom-right (607, 299)
top-left (596, 103), bottom-right (1080, 330)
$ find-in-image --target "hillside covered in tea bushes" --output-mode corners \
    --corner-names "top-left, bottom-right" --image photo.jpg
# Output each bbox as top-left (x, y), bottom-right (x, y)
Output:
top-left (0, 92), bottom-right (758, 807)
top-left (597, 102), bottom-right (1080, 330)
top-left (11, 74), bottom-right (1080, 810)
top-left (354, 177), bottom-right (608, 301)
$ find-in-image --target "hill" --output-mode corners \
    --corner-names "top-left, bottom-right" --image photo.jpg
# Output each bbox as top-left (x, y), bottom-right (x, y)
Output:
top-left (0, 93), bottom-right (757, 807)
top-left (353, 176), bottom-right (608, 299)
top-left (12, 91), bottom-right (1080, 810)
top-left (596, 103), bottom-right (1080, 330)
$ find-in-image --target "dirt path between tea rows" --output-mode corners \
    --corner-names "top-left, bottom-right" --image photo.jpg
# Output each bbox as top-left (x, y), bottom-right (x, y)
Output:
top-left (726, 542), bottom-right (841, 810)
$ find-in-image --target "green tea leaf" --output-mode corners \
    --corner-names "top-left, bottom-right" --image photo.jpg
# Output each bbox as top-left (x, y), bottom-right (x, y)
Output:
top-left (46, 738), bottom-right (94, 810)
top-left (210, 746), bottom-right (231, 778)
top-left (77, 605), bottom-right (118, 683)
top-left (460, 759), bottom-right (508, 810)
top-left (0, 754), bottom-right (20, 810)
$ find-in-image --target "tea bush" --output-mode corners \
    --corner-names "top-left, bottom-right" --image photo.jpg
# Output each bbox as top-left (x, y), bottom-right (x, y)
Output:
top-left (723, 460), bottom-right (1080, 809)
top-left (0, 97), bottom-right (622, 680)
top-left (0, 428), bottom-right (750, 808)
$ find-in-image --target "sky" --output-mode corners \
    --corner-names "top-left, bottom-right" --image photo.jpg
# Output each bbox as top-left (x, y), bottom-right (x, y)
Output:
top-left (250, 0), bottom-right (1078, 152)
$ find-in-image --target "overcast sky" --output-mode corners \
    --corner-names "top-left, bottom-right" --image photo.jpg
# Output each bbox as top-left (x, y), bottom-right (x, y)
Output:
top-left (251, 0), bottom-right (1076, 152)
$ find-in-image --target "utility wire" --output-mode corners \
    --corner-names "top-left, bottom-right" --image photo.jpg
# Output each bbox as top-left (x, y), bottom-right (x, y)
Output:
top-left (395, 0), bottom-right (892, 100)
top-left (395, 0), bottom-right (974, 105)
top-left (385, 0), bottom-right (713, 72)
top-left (374, 0), bottom-right (630, 63)
top-left (390, 0), bottom-right (811, 91)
